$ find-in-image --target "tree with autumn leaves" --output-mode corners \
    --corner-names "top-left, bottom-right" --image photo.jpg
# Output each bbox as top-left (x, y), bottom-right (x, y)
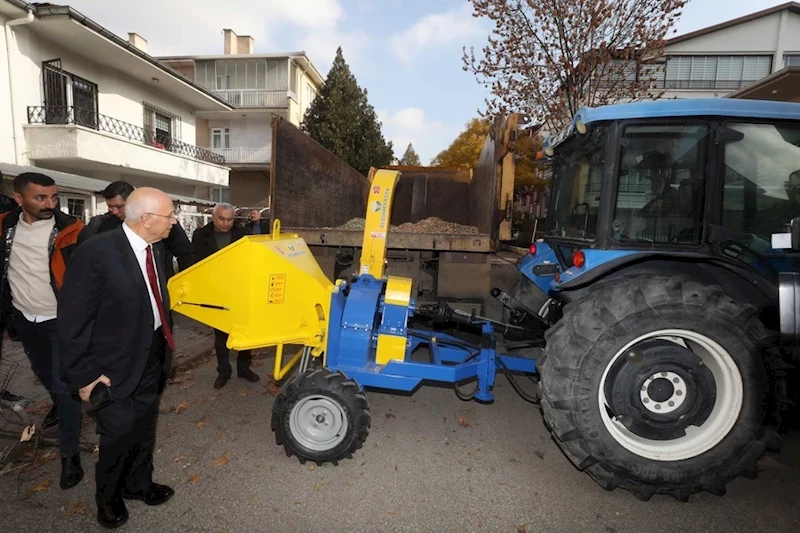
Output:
top-left (432, 117), bottom-right (547, 192)
top-left (463, 0), bottom-right (687, 131)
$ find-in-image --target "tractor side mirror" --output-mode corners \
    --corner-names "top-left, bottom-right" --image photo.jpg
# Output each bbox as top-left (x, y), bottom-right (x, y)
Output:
top-left (792, 217), bottom-right (800, 250)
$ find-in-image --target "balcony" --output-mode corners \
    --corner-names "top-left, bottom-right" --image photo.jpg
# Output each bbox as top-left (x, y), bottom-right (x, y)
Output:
top-left (202, 146), bottom-right (270, 165)
top-left (211, 89), bottom-right (294, 108)
top-left (25, 106), bottom-right (229, 187)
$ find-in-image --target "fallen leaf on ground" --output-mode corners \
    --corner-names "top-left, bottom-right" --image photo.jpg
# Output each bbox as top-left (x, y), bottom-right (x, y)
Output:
top-left (210, 453), bottom-right (230, 467)
top-left (29, 479), bottom-right (51, 492)
top-left (518, 524), bottom-right (527, 533)
top-left (262, 380), bottom-right (281, 396)
top-left (386, 512), bottom-right (396, 517)
top-left (25, 401), bottom-right (51, 416)
top-left (20, 424), bottom-right (36, 442)
top-left (457, 417), bottom-right (470, 427)
top-left (168, 376), bottom-right (185, 385)
top-left (172, 455), bottom-right (185, 463)
top-left (294, 500), bottom-right (302, 506)
top-left (175, 353), bottom-right (187, 359)
top-left (206, 395), bottom-right (218, 402)
top-left (308, 464), bottom-right (316, 471)
top-left (239, 387), bottom-right (248, 397)
top-left (384, 413), bottom-right (396, 420)
top-left (194, 417), bottom-right (209, 429)
top-left (187, 474), bottom-right (201, 483)
top-left (251, 361), bottom-right (264, 367)
top-left (72, 501), bottom-right (88, 515)
top-left (174, 401), bottom-right (192, 414)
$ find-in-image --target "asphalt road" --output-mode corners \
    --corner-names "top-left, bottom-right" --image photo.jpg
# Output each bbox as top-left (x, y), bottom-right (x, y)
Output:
top-left (1, 261), bottom-right (799, 532)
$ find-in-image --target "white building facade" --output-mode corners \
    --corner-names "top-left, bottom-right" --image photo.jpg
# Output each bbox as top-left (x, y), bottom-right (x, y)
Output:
top-left (159, 30), bottom-right (325, 207)
top-left (0, 0), bottom-right (234, 219)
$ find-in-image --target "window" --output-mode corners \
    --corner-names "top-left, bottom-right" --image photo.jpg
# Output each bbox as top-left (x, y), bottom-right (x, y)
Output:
top-left (653, 55), bottom-right (772, 90)
top-left (290, 61), bottom-right (298, 94)
top-left (41, 59), bottom-right (98, 127)
top-left (142, 103), bottom-right (181, 148)
top-left (61, 196), bottom-right (86, 221)
top-left (546, 126), bottom-right (607, 240)
top-left (719, 123), bottom-right (800, 278)
top-left (722, 123), bottom-right (800, 240)
top-left (306, 84), bottom-right (315, 105)
top-left (211, 187), bottom-right (230, 203)
top-left (785, 55), bottom-right (800, 67)
top-left (612, 124), bottom-right (708, 245)
top-left (211, 128), bottom-right (230, 149)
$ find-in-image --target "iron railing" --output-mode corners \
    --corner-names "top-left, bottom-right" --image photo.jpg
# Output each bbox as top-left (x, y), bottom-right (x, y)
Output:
top-left (212, 89), bottom-right (291, 107)
top-left (27, 106), bottom-right (225, 165)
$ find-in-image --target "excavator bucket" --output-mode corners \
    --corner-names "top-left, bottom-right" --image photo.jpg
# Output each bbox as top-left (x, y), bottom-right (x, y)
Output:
top-left (167, 221), bottom-right (335, 364)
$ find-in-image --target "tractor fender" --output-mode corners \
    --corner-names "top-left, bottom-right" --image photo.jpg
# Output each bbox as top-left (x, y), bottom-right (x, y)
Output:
top-left (555, 257), bottom-right (779, 326)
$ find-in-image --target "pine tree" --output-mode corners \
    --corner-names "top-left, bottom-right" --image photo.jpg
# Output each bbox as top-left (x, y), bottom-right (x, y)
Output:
top-left (302, 47), bottom-right (394, 176)
top-left (398, 143), bottom-right (421, 166)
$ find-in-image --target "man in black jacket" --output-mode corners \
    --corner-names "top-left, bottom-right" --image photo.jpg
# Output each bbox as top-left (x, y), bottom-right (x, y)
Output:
top-left (244, 209), bottom-right (269, 235)
top-left (192, 203), bottom-right (258, 389)
top-left (60, 187), bottom-right (177, 529)
top-left (79, 181), bottom-right (193, 277)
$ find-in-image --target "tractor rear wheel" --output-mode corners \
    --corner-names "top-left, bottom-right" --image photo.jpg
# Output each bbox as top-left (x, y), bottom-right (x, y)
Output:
top-left (540, 275), bottom-right (773, 501)
top-left (272, 368), bottom-right (370, 464)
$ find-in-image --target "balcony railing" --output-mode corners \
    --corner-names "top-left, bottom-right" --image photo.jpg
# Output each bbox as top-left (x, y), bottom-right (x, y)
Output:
top-left (202, 146), bottom-right (270, 164)
top-left (211, 89), bottom-right (292, 107)
top-left (27, 106), bottom-right (225, 165)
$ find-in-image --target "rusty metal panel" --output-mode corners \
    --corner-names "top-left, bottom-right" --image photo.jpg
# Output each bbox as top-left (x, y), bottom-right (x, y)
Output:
top-left (289, 228), bottom-right (492, 252)
top-left (269, 115), bottom-right (368, 228)
top-left (386, 166), bottom-right (471, 226)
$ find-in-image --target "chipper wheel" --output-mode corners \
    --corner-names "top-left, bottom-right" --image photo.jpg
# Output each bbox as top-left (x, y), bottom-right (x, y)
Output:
top-left (271, 368), bottom-right (370, 464)
top-left (539, 275), bottom-right (774, 501)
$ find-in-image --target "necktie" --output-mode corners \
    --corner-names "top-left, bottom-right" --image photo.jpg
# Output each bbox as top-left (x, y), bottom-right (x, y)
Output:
top-left (145, 245), bottom-right (175, 351)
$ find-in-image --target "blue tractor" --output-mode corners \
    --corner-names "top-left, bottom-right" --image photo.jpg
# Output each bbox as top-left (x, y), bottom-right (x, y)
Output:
top-left (496, 99), bottom-right (800, 501)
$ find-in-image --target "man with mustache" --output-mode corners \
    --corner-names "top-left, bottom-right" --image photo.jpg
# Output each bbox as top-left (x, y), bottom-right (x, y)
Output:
top-left (0, 172), bottom-right (85, 490)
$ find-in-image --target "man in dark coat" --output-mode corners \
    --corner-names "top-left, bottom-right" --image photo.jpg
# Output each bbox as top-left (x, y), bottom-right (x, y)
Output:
top-left (192, 203), bottom-right (258, 389)
top-left (59, 187), bottom-right (177, 529)
top-left (79, 180), bottom-right (193, 277)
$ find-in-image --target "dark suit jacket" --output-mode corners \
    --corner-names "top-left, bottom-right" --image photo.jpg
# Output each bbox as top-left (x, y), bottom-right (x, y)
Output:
top-left (192, 221), bottom-right (249, 262)
top-left (58, 226), bottom-right (173, 399)
top-left (79, 214), bottom-right (194, 277)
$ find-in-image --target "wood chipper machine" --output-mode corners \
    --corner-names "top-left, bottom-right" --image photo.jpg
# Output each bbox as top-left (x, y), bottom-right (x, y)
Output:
top-left (167, 170), bottom-right (539, 464)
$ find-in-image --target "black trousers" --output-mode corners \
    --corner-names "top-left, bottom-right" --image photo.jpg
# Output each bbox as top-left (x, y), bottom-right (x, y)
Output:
top-left (95, 330), bottom-right (163, 501)
top-left (214, 329), bottom-right (251, 377)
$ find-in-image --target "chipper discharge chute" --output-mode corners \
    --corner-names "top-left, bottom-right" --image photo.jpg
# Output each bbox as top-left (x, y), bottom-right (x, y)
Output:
top-left (168, 170), bottom-right (539, 465)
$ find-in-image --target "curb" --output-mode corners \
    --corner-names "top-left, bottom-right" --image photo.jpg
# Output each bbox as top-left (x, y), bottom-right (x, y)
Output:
top-left (170, 340), bottom-right (214, 376)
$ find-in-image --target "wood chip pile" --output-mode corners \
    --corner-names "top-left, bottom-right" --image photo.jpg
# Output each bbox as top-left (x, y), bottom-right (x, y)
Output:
top-left (327, 217), bottom-right (479, 234)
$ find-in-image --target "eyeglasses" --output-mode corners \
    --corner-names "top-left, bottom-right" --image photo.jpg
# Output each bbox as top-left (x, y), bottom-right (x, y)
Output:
top-left (144, 212), bottom-right (177, 221)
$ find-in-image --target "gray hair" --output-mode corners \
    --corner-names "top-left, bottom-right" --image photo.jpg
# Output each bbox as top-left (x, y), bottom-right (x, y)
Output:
top-left (213, 202), bottom-right (234, 215)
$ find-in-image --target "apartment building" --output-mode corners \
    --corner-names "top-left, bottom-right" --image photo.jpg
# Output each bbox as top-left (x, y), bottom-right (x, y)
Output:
top-left (656, 2), bottom-right (800, 101)
top-left (159, 30), bottom-right (325, 207)
top-left (0, 0), bottom-right (232, 219)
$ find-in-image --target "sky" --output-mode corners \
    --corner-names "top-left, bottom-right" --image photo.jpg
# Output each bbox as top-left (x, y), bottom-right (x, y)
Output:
top-left (61, 0), bottom-right (791, 164)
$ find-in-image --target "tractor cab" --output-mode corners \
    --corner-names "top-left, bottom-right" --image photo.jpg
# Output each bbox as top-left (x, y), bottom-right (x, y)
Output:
top-left (505, 99), bottom-right (800, 329)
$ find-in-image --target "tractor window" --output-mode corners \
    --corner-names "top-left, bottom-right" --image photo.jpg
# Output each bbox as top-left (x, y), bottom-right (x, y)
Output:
top-left (546, 126), bottom-right (606, 240)
top-left (612, 124), bottom-right (709, 245)
top-left (721, 123), bottom-right (800, 240)
top-left (719, 122), bottom-right (800, 278)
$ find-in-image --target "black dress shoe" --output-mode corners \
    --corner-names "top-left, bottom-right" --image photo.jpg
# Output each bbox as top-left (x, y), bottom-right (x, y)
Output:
top-left (42, 405), bottom-right (58, 429)
top-left (214, 374), bottom-right (229, 389)
top-left (121, 483), bottom-right (175, 506)
top-left (96, 495), bottom-right (128, 529)
top-left (238, 369), bottom-right (260, 383)
top-left (60, 454), bottom-right (84, 490)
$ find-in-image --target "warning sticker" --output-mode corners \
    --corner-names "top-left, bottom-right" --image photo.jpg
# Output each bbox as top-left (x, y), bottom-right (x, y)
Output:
top-left (268, 274), bottom-right (286, 304)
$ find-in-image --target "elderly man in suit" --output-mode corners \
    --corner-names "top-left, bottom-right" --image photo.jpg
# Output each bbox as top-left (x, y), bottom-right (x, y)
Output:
top-left (59, 187), bottom-right (177, 529)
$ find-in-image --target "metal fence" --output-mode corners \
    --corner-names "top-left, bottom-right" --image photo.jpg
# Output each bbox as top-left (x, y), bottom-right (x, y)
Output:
top-left (27, 106), bottom-right (225, 165)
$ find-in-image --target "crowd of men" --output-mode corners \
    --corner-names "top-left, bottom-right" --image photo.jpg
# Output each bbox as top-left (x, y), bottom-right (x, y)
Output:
top-left (0, 172), bottom-right (267, 529)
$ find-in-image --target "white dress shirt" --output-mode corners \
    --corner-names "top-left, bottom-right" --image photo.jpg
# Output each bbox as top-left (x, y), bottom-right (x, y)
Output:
top-left (122, 222), bottom-right (161, 331)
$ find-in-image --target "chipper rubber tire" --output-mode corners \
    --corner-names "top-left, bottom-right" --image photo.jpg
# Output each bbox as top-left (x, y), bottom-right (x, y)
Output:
top-left (539, 275), bottom-right (773, 501)
top-left (271, 368), bottom-right (370, 465)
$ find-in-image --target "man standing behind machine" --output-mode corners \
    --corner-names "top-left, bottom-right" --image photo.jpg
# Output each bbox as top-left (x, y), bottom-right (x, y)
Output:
top-left (192, 203), bottom-right (259, 389)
